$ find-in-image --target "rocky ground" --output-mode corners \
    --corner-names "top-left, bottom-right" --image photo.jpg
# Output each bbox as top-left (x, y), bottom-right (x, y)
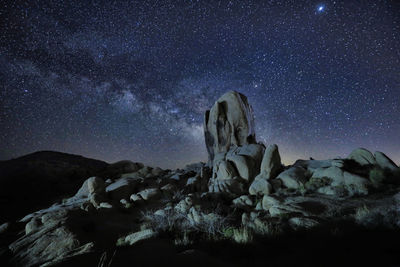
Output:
top-left (1, 91), bottom-right (400, 266)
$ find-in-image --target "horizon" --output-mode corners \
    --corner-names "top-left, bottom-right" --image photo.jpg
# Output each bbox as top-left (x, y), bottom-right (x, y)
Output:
top-left (1, 0), bottom-right (399, 169)
top-left (2, 144), bottom-right (399, 170)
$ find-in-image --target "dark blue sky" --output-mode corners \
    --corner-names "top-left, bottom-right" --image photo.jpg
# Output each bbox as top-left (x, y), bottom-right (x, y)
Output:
top-left (0, 0), bottom-right (399, 168)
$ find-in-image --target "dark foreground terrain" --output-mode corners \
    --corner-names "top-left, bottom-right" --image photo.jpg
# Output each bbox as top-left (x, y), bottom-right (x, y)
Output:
top-left (55, 225), bottom-right (400, 267)
top-left (0, 151), bottom-right (109, 222)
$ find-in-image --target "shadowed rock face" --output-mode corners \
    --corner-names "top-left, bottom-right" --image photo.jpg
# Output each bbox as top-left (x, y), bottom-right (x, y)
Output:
top-left (204, 91), bottom-right (256, 165)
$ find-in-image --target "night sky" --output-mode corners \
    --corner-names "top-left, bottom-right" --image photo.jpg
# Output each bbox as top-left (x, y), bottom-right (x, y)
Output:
top-left (0, 0), bottom-right (399, 169)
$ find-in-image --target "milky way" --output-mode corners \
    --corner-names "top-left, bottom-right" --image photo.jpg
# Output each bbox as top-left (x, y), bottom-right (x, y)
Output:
top-left (0, 0), bottom-right (399, 168)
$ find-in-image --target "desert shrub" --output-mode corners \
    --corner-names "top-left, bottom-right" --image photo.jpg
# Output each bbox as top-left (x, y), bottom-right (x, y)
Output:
top-left (174, 231), bottom-right (192, 246)
top-left (354, 204), bottom-right (386, 228)
top-left (369, 166), bottom-right (386, 186)
top-left (253, 219), bottom-right (282, 236)
top-left (324, 207), bottom-right (342, 218)
top-left (222, 227), bottom-right (235, 238)
top-left (354, 204), bottom-right (400, 229)
top-left (197, 212), bottom-right (230, 237)
top-left (141, 207), bottom-right (232, 242)
top-left (232, 227), bottom-right (253, 244)
top-left (141, 209), bottom-right (190, 233)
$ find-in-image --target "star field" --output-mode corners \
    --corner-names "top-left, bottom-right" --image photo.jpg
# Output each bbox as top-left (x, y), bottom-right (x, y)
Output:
top-left (0, 0), bottom-right (399, 168)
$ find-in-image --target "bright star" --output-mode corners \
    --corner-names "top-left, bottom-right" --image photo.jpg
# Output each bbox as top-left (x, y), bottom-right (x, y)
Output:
top-left (317, 4), bottom-right (325, 12)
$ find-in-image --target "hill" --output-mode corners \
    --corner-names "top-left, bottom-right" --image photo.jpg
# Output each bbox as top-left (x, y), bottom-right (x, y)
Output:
top-left (0, 151), bottom-right (109, 221)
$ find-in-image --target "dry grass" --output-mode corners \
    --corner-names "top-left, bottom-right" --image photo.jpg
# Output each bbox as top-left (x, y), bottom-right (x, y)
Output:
top-left (97, 250), bottom-right (116, 267)
top-left (353, 203), bottom-right (400, 229)
top-left (232, 227), bottom-right (253, 244)
top-left (253, 219), bottom-right (282, 236)
top-left (141, 207), bottom-right (231, 242)
top-left (354, 205), bottom-right (370, 222)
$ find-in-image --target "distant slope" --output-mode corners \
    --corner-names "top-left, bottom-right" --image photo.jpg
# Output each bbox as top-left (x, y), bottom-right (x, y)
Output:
top-left (0, 151), bottom-right (109, 222)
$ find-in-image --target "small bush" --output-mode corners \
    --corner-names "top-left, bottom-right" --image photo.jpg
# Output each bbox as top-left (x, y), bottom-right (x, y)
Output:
top-left (222, 227), bottom-right (235, 238)
top-left (354, 205), bottom-right (370, 222)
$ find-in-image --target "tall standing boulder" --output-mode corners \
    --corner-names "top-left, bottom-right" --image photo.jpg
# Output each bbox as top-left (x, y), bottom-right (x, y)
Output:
top-left (248, 144), bottom-right (282, 196)
top-left (204, 91), bottom-right (256, 166)
top-left (204, 91), bottom-right (260, 196)
top-left (260, 144), bottom-right (282, 180)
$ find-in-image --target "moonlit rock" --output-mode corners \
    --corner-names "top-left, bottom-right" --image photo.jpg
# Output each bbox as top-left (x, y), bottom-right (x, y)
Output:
top-left (204, 91), bottom-right (256, 165)
top-left (259, 144), bottom-right (282, 180)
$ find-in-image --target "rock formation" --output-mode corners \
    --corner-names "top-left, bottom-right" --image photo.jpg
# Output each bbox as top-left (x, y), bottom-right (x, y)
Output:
top-left (204, 91), bottom-right (266, 195)
top-left (1, 91), bottom-right (400, 266)
top-left (204, 91), bottom-right (256, 165)
top-left (203, 91), bottom-right (385, 198)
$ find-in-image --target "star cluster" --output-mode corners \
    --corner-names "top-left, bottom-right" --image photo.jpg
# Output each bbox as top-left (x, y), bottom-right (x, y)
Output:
top-left (0, 0), bottom-right (399, 168)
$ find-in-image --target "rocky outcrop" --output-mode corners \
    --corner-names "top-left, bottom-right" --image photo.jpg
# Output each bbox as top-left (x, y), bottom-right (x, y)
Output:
top-left (249, 179), bottom-right (272, 196)
top-left (106, 177), bottom-right (140, 200)
top-left (232, 195), bottom-right (253, 207)
top-left (105, 160), bottom-right (144, 177)
top-left (2, 91), bottom-right (400, 266)
top-left (204, 91), bottom-right (267, 195)
top-left (203, 93), bottom-right (399, 198)
top-left (204, 91), bottom-right (256, 165)
top-left (75, 176), bottom-right (105, 197)
top-left (310, 166), bottom-right (370, 196)
top-left (207, 143), bottom-right (266, 195)
top-left (259, 144), bottom-right (282, 180)
top-left (137, 188), bottom-right (160, 201)
top-left (276, 166), bottom-right (309, 189)
top-left (117, 229), bottom-right (157, 246)
top-left (9, 208), bottom-right (94, 266)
